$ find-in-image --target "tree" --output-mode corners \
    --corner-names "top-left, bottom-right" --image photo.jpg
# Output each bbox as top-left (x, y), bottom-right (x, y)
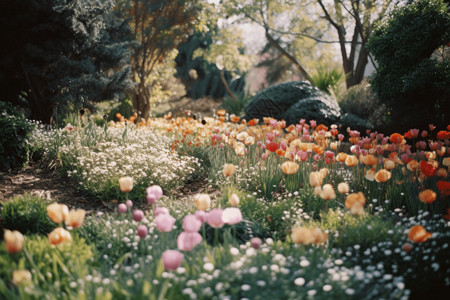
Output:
top-left (223, 0), bottom-right (394, 89)
top-left (0, 0), bottom-right (132, 123)
top-left (120, 0), bottom-right (201, 118)
top-left (367, 0), bottom-right (450, 131)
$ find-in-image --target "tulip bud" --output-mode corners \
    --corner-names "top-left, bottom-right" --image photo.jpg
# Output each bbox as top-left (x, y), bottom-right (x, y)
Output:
top-left (4, 230), bottom-right (24, 254)
top-left (118, 176), bottom-right (133, 193)
top-left (12, 270), bottom-right (32, 285)
top-left (194, 194), bottom-right (211, 211)
top-left (47, 203), bottom-right (69, 224)
top-left (48, 227), bottom-right (72, 245)
top-left (229, 193), bottom-right (240, 207)
top-left (66, 209), bottom-right (86, 228)
top-left (223, 163), bottom-right (236, 177)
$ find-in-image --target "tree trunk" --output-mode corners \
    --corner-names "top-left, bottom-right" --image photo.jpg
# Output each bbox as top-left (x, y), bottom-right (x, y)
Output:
top-left (132, 81), bottom-right (151, 119)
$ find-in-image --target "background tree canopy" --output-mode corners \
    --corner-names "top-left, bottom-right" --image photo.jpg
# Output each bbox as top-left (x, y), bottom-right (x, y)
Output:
top-left (367, 0), bottom-right (450, 132)
top-left (0, 0), bottom-right (133, 124)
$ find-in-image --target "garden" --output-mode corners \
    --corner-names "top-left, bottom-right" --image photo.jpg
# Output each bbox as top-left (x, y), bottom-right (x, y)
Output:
top-left (1, 0), bottom-right (449, 299)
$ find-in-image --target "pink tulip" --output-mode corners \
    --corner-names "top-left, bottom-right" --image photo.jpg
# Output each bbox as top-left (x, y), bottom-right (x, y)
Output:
top-left (132, 210), bottom-right (144, 222)
top-left (118, 203), bottom-right (127, 213)
top-left (298, 151), bottom-right (308, 161)
top-left (207, 208), bottom-right (224, 228)
top-left (421, 130), bottom-right (428, 138)
top-left (183, 215), bottom-right (202, 233)
top-left (280, 141), bottom-right (287, 151)
top-left (137, 225), bottom-right (148, 238)
top-left (154, 206), bottom-right (169, 217)
top-left (401, 153), bottom-right (409, 164)
top-left (126, 200), bottom-right (133, 208)
top-left (222, 207), bottom-right (242, 225)
top-left (155, 214), bottom-right (176, 232)
top-left (194, 210), bottom-right (208, 223)
top-left (299, 119), bottom-right (306, 125)
top-left (251, 237), bottom-right (262, 249)
top-left (410, 129), bottom-right (419, 138)
top-left (310, 120), bottom-right (316, 128)
top-left (147, 185), bottom-right (163, 204)
top-left (338, 134), bottom-right (344, 141)
top-left (162, 250), bottom-right (184, 271)
top-left (177, 232), bottom-right (202, 251)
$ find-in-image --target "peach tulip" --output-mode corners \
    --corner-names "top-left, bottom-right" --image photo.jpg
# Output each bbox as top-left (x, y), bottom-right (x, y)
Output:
top-left (118, 176), bottom-right (133, 193)
top-left (229, 193), bottom-right (240, 207)
top-left (47, 203), bottom-right (69, 224)
top-left (66, 209), bottom-right (86, 228)
top-left (281, 161), bottom-right (299, 175)
top-left (48, 227), bottom-right (72, 245)
top-left (418, 189), bottom-right (436, 204)
top-left (320, 184), bottom-right (336, 200)
top-left (12, 270), bottom-right (32, 285)
top-left (345, 155), bottom-right (358, 167)
top-left (4, 230), bottom-right (24, 254)
top-left (223, 163), bottom-right (236, 177)
top-left (309, 171), bottom-right (323, 187)
top-left (194, 194), bottom-right (211, 211)
top-left (337, 182), bottom-right (349, 194)
top-left (375, 169), bottom-right (391, 183)
top-left (345, 192), bottom-right (366, 210)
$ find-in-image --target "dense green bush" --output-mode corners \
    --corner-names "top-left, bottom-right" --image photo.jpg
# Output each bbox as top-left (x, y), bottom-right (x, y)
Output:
top-left (0, 194), bottom-right (56, 236)
top-left (339, 79), bottom-right (387, 130)
top-left (367, 0), bottom-right (450, 132)
top-left (0, 102), bottom-right (34, 170)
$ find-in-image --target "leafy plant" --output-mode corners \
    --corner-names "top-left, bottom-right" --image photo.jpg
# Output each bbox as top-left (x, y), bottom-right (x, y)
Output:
top-left (310, 66), bottom-right (344, 96)
top-left (0, 193), bottom-right (57, 236)
top-left (0, 102), bottom-right (34, 171)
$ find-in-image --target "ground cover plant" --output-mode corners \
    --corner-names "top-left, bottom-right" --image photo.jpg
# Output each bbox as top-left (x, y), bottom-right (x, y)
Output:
top-left (1, 111), bottom-right (449, 299)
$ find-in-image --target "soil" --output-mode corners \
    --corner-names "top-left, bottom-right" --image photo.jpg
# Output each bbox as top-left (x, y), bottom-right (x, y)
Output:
top-left (0, 162), bottom-right (219, 214)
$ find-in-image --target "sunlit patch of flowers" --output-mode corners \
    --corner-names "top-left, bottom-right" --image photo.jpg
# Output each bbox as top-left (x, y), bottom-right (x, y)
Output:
top-left (29, 123), bottom-right (201, 199)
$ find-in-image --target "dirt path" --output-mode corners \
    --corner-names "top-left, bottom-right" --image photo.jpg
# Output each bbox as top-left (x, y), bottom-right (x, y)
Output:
top-left (0, 163), bottom-right (111, 212)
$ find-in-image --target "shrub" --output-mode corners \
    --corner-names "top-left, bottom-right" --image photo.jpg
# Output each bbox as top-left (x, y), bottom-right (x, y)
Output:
top-left (367, 0), bottom-right (450, 132)
top-left (0, 102), bottom-right (34, 170)
top-left (339, 79), bottom-right (387, 130)
top-left (0, 193), bottom-right (56, 236)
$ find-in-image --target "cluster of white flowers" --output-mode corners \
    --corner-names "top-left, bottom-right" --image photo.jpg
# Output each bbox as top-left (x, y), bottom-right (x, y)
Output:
top-left (29, 124), bottom-right (201, 197)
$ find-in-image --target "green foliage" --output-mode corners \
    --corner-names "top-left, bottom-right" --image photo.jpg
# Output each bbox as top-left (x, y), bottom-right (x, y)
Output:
top-left (0, 0), bottom-right (132, 124)
top-left (221, 92), bottom-right (252, 116)
top-left (0, 193), bottom-right (57, 236)
top-left (310, 66), bottom-right (343, 95)
top-left (0, 102), bottom-right (34, 171)
top-left (244, 81), bottom-right (342, 126)
top-left (367, 0), bottom-right (450, 131)
top-left (338, 79), bottom-right (387, 130)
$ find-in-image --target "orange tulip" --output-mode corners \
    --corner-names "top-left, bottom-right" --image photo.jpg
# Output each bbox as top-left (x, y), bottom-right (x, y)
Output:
top-left (407, 160), bottom-right (419, 172)
top-left (408, 225), bottom-right (432, 243)
top-left (345, 155), bottom-right (358, 167)
top-left (360, 154), bottom-right (377, 166)
top-left (48, 227), bottom-right (72, 245)
top-left (390, 133), bottom-right (404, 144)
top-left (375, 169), bottom-right (391, 183)
top-left (345, 192), bottom-right (366, 210)
top-left (418, 189), bottom-right (436, 204)
top-left (336, 152), bottom-right (347, 162)
top-left (281, 161), bottom-right (299, 175)
top-left (66, 209), bottom-right (86, 228)
top-left (4, 230), bottom-right (24, 254)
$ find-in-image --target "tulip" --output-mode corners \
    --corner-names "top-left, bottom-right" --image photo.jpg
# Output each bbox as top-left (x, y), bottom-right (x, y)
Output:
top-left (147, 185), bottom-right (163, 204)
top-left (155, 214), bottom-right (176, 232)
top-left (66, 209), bottom-right (86, 228)
top-left (350, 202), bottom-right (364, 216)
top-left (183, 215), bottom-right (202, 233)
top-left (125, 200), bottom-right (133, 208)
top-left (320, 184), bottom-right (336, 200)
top-left (48, 227), bottom-right (72, 245)
top-left (162, 249), bottom-right (184, 271)
top-left (291, 227), bottom-right (315, 244)
top-left (225, 193), bottom-right (239, 208)
top-left (194, 210), bottom-right (208, 223)
top-left (177, 232), bottom-right (202, 251)
top-left (12, 270), bottom-right (32, 285)
top-left (406, 160), bottom-right (419, 172)
top-left (375, 169), bottom-right (391, 183)
top-left (194, 194), bottom-right (211, 211)
top-left (345, 155), bottom-right (358, 167)
top-left (309, 171), bottom-right (323, 187)
top-left (4, 230), bottom-right (24, 254)
top-left (223, 164), bottom-right (236, 177)
top-left (47, 203), bottom-right (69, 224)
top-left (118, 203), bottom-right (127, 213)
top-left (118, 176), bottom-right (133, 193)
top-left (345, 192), bottom-right (366, 210)
top-left (137, 225), bottom-right (148, 239)
top-left (418, 189), bottom-right (436, 204)
top-left (222, 207), bottom-right (243, 225)
top-left (336, 152), bottom-right (347, 162)
top-left (132, 210), bottom-right (145, 222)
top-left (384, 159), bottom-right (396, 170)
top-left (154, 206), bottom-right (169, 217)
top-left (207, 208), bottom-right (224, 228)
top-left (250, 237), bottom-right (262, 249)
top-left (281, 161), bottom-right (299, 175)
top-left (337, 182), bottom-right (349, 194)
top-left (408, 225), bottom-right (432, 243)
